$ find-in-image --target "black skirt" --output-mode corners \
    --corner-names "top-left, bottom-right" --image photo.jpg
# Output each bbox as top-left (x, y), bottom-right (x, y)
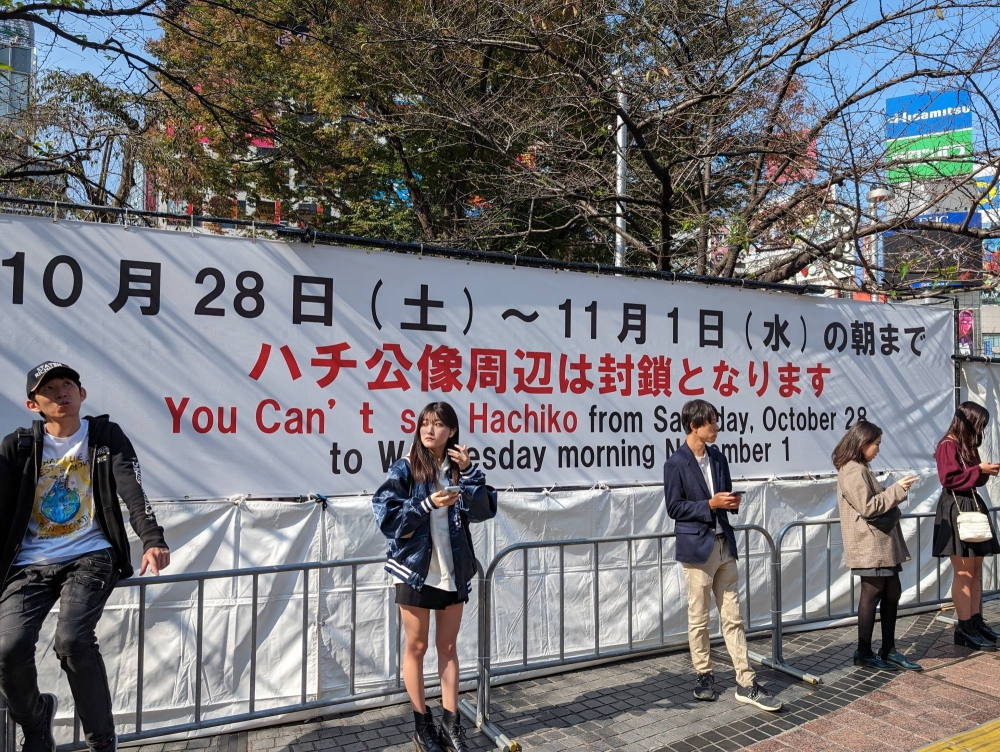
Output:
top-left (932, 489), bottom-right (1000, 558)
top-left (395, 582), bottom-right (468, 610)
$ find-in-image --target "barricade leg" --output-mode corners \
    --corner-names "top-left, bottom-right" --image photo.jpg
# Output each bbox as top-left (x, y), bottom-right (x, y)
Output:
top-left (751, 532), bottom-right (822, 685)
top-left (458, 572), bottom-right (521, 752)
top-left (1, 698), bottom-right (11, 752)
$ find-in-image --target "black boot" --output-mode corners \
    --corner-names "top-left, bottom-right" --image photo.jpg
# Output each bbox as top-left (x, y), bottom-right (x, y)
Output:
top-left (413, 708), bottom-right (443, 752)
top-left (955, 619), bottom-right (997, 652)
top-left (972, 613), bottom-right (1000, 642)
top-left (439, 708), bottom-right (469, 752)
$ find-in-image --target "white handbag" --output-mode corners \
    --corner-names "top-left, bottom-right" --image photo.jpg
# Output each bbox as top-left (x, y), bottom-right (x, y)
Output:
top-left (953, 490), bottom-right (993, 543)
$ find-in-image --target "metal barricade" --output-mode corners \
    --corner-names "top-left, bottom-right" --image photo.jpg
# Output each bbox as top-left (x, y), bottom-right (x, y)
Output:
top-left (0, 557), bottom-right (483, 752)
top-left (771, 507), bottom-right (1000, 675)
top-left (459, 525), bottom-right (812, 752)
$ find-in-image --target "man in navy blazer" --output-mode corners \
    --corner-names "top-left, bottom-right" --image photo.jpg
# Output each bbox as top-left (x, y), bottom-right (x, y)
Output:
top-left (664, 399), bottom-right (781, 711)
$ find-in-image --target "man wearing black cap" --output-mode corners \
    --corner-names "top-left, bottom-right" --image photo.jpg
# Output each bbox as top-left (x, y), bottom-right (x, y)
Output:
top-left (0, 362), bottom-right (169, 752)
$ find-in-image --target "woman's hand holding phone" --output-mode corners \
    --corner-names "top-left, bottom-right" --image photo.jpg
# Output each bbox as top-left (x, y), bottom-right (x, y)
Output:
top-left (979, 461), bottom-right (1000, 476)
top-left (431, 489), bottom-right (460, 508)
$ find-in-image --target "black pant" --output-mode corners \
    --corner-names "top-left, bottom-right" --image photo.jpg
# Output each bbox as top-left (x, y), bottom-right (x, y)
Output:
top-left (0, 548), bottom-right (119, 748)
top-left (857, 572), bottom-right (902, 657)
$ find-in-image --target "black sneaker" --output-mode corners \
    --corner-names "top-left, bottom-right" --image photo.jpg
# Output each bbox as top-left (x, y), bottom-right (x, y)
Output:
top-left (20, 693), bottom-right (58, 752)
top-left (735, 681), bottom-right (782, 711)
top-left (692, 672), bottom-right (716, 701)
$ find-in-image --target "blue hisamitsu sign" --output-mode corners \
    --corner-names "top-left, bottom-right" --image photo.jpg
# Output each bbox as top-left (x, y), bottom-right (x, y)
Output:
top-left (884, 211), bottom-right (982, 235)
top-left (886, 90), bottom-right (972, 140)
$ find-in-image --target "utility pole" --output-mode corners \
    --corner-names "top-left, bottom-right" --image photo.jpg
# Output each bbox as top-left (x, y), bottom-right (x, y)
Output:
top-left (615, 80), bottom-right (627, 267)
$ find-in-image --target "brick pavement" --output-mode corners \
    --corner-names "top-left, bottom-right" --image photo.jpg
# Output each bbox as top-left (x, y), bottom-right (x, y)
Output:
top-left (129, 600), bottom-right (1000, 752)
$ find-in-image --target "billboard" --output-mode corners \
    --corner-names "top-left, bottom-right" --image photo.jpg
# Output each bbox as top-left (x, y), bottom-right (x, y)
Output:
top-left (885, 90), bottom-right (974, 185)
top-left (883, 211), bottom-right (983, 284)
top-left (0, 215), bottom-right (954, 499)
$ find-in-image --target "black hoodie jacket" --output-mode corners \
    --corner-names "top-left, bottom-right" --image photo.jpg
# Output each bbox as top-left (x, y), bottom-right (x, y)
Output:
top-left (0, 414), bottom-right (168, 583)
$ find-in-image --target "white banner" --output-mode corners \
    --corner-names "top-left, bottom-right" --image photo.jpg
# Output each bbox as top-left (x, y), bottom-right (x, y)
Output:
top-left (0, 215), bottom-right (953, 498)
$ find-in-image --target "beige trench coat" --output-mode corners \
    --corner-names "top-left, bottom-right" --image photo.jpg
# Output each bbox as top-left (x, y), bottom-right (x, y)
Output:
top-left (836, 460), bottom-right (910, 570)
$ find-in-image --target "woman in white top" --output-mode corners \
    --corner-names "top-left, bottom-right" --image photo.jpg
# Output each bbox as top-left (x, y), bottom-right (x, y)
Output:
top-left (372, 402), bottom-right (497, 752)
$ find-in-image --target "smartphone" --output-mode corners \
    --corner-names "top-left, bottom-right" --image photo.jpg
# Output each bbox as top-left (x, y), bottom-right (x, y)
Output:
top-left (444, 485), bottom-right (461, 493)
top-left (730, 491), bottom-right (745, 497)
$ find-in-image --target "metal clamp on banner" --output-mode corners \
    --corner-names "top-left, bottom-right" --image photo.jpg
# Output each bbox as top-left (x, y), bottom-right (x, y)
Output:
top-left (308, 492), bottom-right (328, 509)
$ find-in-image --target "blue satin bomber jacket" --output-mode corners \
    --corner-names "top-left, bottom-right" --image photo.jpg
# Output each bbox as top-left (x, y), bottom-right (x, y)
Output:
top-left (372, 459), bottom-right (498, 593)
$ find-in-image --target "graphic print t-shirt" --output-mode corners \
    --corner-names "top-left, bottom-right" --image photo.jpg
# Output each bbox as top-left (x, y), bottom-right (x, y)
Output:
top-left (15, 419), bottom-right (111, 566)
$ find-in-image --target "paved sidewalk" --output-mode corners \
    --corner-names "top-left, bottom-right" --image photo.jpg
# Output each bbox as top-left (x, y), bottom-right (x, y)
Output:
top-left (131, 600), bottom-right (1000, 752)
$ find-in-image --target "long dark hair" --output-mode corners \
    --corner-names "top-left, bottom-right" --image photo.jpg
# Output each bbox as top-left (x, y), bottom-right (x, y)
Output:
top-left (832, 420), bottom-right (883, 470)
top-left (407, 402), bottom-right (461, 486)
top-left (942, 401), bottom-right (990, 466)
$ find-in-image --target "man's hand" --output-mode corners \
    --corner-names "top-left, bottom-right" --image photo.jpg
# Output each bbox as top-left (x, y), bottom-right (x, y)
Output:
top-left (139, 547), bottom-right (171, 576)
top-left (709, 492), bottom-right (741, 510)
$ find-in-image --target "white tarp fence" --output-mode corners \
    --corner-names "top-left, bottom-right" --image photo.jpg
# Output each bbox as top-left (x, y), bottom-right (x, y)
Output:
top-left (38, 458), bottom-right (1000, 741)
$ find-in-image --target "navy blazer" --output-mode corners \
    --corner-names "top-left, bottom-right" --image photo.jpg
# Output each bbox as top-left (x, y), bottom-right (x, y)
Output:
top-left (663, 443), bottom-right (738, 564)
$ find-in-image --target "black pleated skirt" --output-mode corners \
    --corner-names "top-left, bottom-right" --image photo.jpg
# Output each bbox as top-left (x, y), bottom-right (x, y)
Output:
top-left (932, 489), bottom-right (1000, 558)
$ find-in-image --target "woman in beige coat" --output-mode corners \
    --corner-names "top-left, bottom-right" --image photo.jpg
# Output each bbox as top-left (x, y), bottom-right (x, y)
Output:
top-left (833, 420), bottom-right (921, 671)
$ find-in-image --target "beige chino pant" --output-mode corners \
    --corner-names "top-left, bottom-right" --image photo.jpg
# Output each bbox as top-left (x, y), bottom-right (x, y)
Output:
top-left (681, 535), bottom-right (755, 688)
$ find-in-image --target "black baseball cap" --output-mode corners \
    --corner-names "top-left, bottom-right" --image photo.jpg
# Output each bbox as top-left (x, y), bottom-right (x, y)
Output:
top-left (26, 361), bottom-right (81, 398)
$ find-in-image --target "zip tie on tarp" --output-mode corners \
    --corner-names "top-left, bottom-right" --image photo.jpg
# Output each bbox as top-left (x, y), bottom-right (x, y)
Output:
top-left (588, 481), bottom-right (609, 491)
top-left (308, 492), bottom-right (329, 509)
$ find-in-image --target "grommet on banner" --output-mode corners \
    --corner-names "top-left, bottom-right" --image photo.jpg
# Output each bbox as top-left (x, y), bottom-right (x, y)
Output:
top-left (52, 200), bottom-right (58, 223)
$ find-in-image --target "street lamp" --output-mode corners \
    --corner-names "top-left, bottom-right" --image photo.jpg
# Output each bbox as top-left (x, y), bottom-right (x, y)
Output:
top-left (864, 183), bottom-right (895, 287)
top-left (866, 184), bottom-right (894, 203)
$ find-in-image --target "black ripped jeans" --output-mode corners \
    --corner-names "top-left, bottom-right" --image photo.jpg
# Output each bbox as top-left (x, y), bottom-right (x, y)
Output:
top-left (0, 548), bottom-right (119, 748)
top-left (857, 572), bottom-right (902, 658)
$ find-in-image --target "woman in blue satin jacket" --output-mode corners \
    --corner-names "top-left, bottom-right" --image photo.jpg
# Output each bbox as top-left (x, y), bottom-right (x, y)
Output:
top-left (372, 401), bottom-right (497, 752)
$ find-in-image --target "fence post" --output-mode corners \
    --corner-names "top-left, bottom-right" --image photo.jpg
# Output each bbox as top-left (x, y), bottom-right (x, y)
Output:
top-left (752, 524), bottom-right (822, 685)
top-left (1, 699), bottom-right (14, 752)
